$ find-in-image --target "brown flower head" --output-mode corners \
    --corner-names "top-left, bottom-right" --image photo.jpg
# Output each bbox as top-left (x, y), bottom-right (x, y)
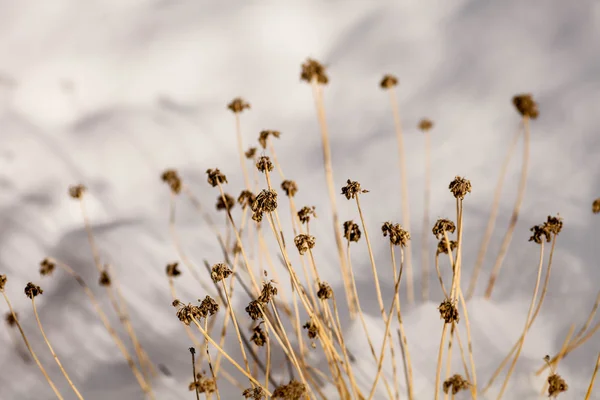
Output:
top-left (251, 189), bottom-right (278, 222)
top-left (216, 193), bottom-right (235, 211)
top-left (227, 97), bottom-right (251, 114)
top-left (443, 374), bottom-right (470, 395)
top-left (99, 270), bottom-right (111, 286)
top-left (419, 118), bottom-right (433, 131)
top-left (529, 223), bottom-right (552, 244)
top-left (246, 300), bottom-right (263, 320)
top-left (297, 206), bottom-right (317, 225)
top-left (381, 222), bottom-right (411, 247)
top-left (317, 282), bottom-right (333, 300)
top-left (341, 179), bottom-right (368, 200)
top-left (547, 373), bottom-right (568, 398)
top-left (198, 296), bottom-right (219, 318)
top-left (513, 94), bottom-right (539, 119)
top-left (300, 58), bottom-right (328, 85)
top-left (238, 190), bottom-right (256, 209)
top-left (593, 198), bottom-right (600, 214)
top-left (243, 387), bottom-right (266, 400)
top-left (245, 147), bottom-right (257, 159)
top-left (175, 302), bottom-right (202, 325)
top-left (437, 239), bottom-right (458, 255)
top-left (210, 263), bottom-right (232, 282)
top-left (258, 130), bottom-right (281, 149)
top-left (273, 380), bottom-right (306, 400)
top-left (0, 274), bottom-right (6, 291)
top-left (544, 215), bottom-right (563, 236)
top-left (250, 324), bottom-right (267, 347)
top-left (432, 219), bottom-right (456, 239)
top-left (438, 299), bottom-right (459, 324)
top-left (69, 184), bottom-right (86, 200)
top-left (303, 320), bottom-right (319, 339)
top-left (256, 156), bottom-right (274, 173)
top-left (161, 169), bottom-right (182, 194)
top-left (449, 176), bottom-right (472, 200)
top-left (281, 180), bottom-right (298, 197)
top-left (380, 74), bottom-right (398, 89)
top-left (294, 234), bottom-right (316, 255)
top-left (258, 281), bottom-right (278, 304)
top-left (343, 221), bottom-right (362, 242)
top-left (166, 262), bottom-right (181, 277)
top-left (189, 373), bottom-right (216, 394)
top-left (24, 282), bottom-right (43, 299)
top-left (5, 312), bottom-right (17, 327)
top-left (39, 258), bottom-right (56, 276)
top-left (206, 168), bottom-right (227, 187)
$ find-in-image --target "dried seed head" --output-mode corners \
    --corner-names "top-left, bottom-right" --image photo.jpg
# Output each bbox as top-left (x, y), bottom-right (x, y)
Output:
top-left (68, 184), bottom-right (86, 199)
top-left (381, 222), bottom-right (411, 247)
top-left (317, 282), bottom-right (333, 300)
top-left (227, 97), bottom-right (251, 114)
top-left (206, 168), bottom-right (227, 187)
top-left (294, 234), bottom-right (316, 255)
top-left (380, 74), bottom-right (398, 89)
top-left (303, 320), bottom-right (319, 339)
top-left (176, 303), bottom-right (202, 325)
top-left (281, 180), bottom-right (298, 197)
top-left (341, 179), bottom-right (369, 200)
top-left (513, 94), bottom-right (539, 119)
top-left (258, 130), bottom-right (281, 149)
top-left (238, 190), bottom-right (256, 209)
top-left (250, 324), bottom-right (267, 347)
top-left (166, 262), bottom-right (181, 277)
top-left (210, 263), bottom-right (232, 282)
top-left (24, 282), bottom-right (43, 299)
top-left (419, 118), bottom-right (434, 131)
top-left (216, 193), bottom-right (235, 211)
top-left (39, 258), bottom-right (56, 276)
top-left (161, 169), bottom-right (182, 194)
top-left (251, 189), bottom-right (278, 222)
top-left (198, 296), bottom-right (219, 317)
top-left (529, 223), bottom-right (552, 244)
top-left (297, 206), bottom-right (317, 225)
top-left (189, 373), bottom-right (216, 393)
top-left (256, 156), bottom-right (274, 173)
top-left (258, 281), bottom-right (278, 304)
top-left (300, 58), bottom-right (328, 85)
top-left (246, 300), bottom-right (263, 320)
top-left (99, 270), bottom-right (111, 286)
top-left (544, 215), bottom-right (563, 236)
top-left (243, 386), bottom-right (266, 399)
top-left (343, 221), bottom-right (362, 242)
top-left (5, 312), bottom-right (17, 327)
top-left (593, 198), bottom-right (600, 214)
top-left (547, 373), bottom-right (568, 398)
top-left (449, 176), bottom-right (472, 200)
top-left (245, 147), bottom-right (257, 159)
top-left (443, 374), bottom-right (470, 395)
top-left (273, 380), bottom-right (306, 400)
top-left (437, 239), bottom-right (458, 255)
top-left (0, 274), bottom-right (6, 291)
top-left (438, 299), bottom-right (459, 324)
top-left (432, 219), bottom-right (456, 239)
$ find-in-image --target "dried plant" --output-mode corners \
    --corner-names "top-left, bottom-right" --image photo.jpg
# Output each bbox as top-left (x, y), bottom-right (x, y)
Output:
top-left (343, 220), bottom-right (361, 242)
top-left (294, 234), bottom-right (316, 255)
top-left (206, 168), bottom-right (228, 187)
top-left (258, 130), bottom-right (281, 149)
top-left (281, 180), bottom-right (298, 197)
top-left (161, 169), bottom-right (182, 194)
top-left (593, 198), bottom-right (600, 214)
top-left (228, 97), bottom-right (251, 113)
top-left (380, 74), bottom-right (398, 89)
top-left (256, 156), bottom-right (274, 173)
top-left (381, 221), bottom-right (411, 247)
top-left (297, 206), bottom-right (317, 225)
top-left (166, 262), bottom-right (181, 277)
top-left (300, 58), bottom-right (328, 85)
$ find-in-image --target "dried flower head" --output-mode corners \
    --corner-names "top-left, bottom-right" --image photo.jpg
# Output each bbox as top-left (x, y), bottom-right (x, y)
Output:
top-left (593, 198), bottom-right (600, 214)
top-left (245, 147), bottom-right (257, 159)
top-left (99, 270), bottom-right (111, 286)
top-left (227, 97), bottom-right (251, 114)
top-left (258, 130), bottom-right (281, 149)
top-left (547, 373), bottom-right (568, 398)
top-left (166, 262), bottom-right (181, 277)
top-left (443, 374), bottom-right (470, 395)
top-left (175, 302), bottom-right (202, 325)
top-left (529, 223), bottom-right (552, 244)
top-left (161, 169), bottom-right (182, 194)
top-left (0, 274), bottom-right (6, 291)
top-left (343, 221), bottom-right (362, 242)
top-left (250, 324), bottom-right (267, 347)
top-left (303, 320), bottom-right (318, 339)
top-left (380, 74), bottom-right (398, 89)
top-left (438, 299), bottom-right (459, 324)
top-left (68, 184), bottom-right (86, 199)
top-left (246, 300), bottom-right (263, 320)
top-left (544, 215), bottom-right (563, 236)
top-left (243, 387), bottom-right (266, 400)
top-left (419, 118), bottom-right (433, 131)
top-left (297, 206), bottom-right (317, 225)
top-left (449, 176), bottom-right (472, 200)
top-left (381, 222), bottom-right (411, 247)
top-left (256, 156), bottom-right (274, 173)
top-left (437, 239), bottom-right (458, 255)
top-left (5, 312), bottom-right (17, 327)
top-left (513, 94), bottom-right (539, 119)
top-left (189, 373), bottom-right (216, 393)
top-left (341, 179), bottom-right (369, 200)
top-left (24, 282), bottom-right (43, 299)
top-left (317, 282), bottom-right (333, 300)
top-left (251, 189), bottom-right (278, 222)
top-left (210, 263), bottom-right (232, 282)
top-left (258, 281), bottom-right (278, 304)
top-left (206, 168), bottom-right (227, 187)
top-left (216, 193), bottom-right (235, 211)
top-left (294, 234), bottom-right (316, 255)
top-left (300, 58), bottom-right (328, 85)
top-left (238, 190), bottom-right (256, 209)
top-left (198, 296), bottom-right (219, 317)
top-left (39, 258), bottom-right (56, 276)
top-left (281, 180), bottom-right (298, 197)
top-left (432, 219), bottom-right (456, 239)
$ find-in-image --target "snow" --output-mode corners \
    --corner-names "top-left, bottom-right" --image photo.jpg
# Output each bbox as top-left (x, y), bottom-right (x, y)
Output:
top-left (0, 0), bottom-right (599, 399)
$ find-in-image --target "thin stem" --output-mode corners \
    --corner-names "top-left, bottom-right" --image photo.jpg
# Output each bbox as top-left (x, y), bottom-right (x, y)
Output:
top-left (235, 113), bottom-right (252, 190)
top-left (220, 280), bottom-right (252, 380)
top-left (584, 353), bottom-right (600, 400)
top-left (191, 348), bottom-right (201, 400)
top-left (204, 318), bottom-right (221, 400)
top-left (435, 324), bottom-right (449, 400)
top-left (421, 129), bottom-right (432, 301)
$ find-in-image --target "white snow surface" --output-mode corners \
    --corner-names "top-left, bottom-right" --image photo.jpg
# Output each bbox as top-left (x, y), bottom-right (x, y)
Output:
top-left (1, 0), bottom-right (599, 399)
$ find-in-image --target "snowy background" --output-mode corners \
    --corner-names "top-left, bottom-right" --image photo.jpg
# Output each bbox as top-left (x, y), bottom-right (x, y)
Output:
top-left (1, 0), bottom-right (599, 399)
